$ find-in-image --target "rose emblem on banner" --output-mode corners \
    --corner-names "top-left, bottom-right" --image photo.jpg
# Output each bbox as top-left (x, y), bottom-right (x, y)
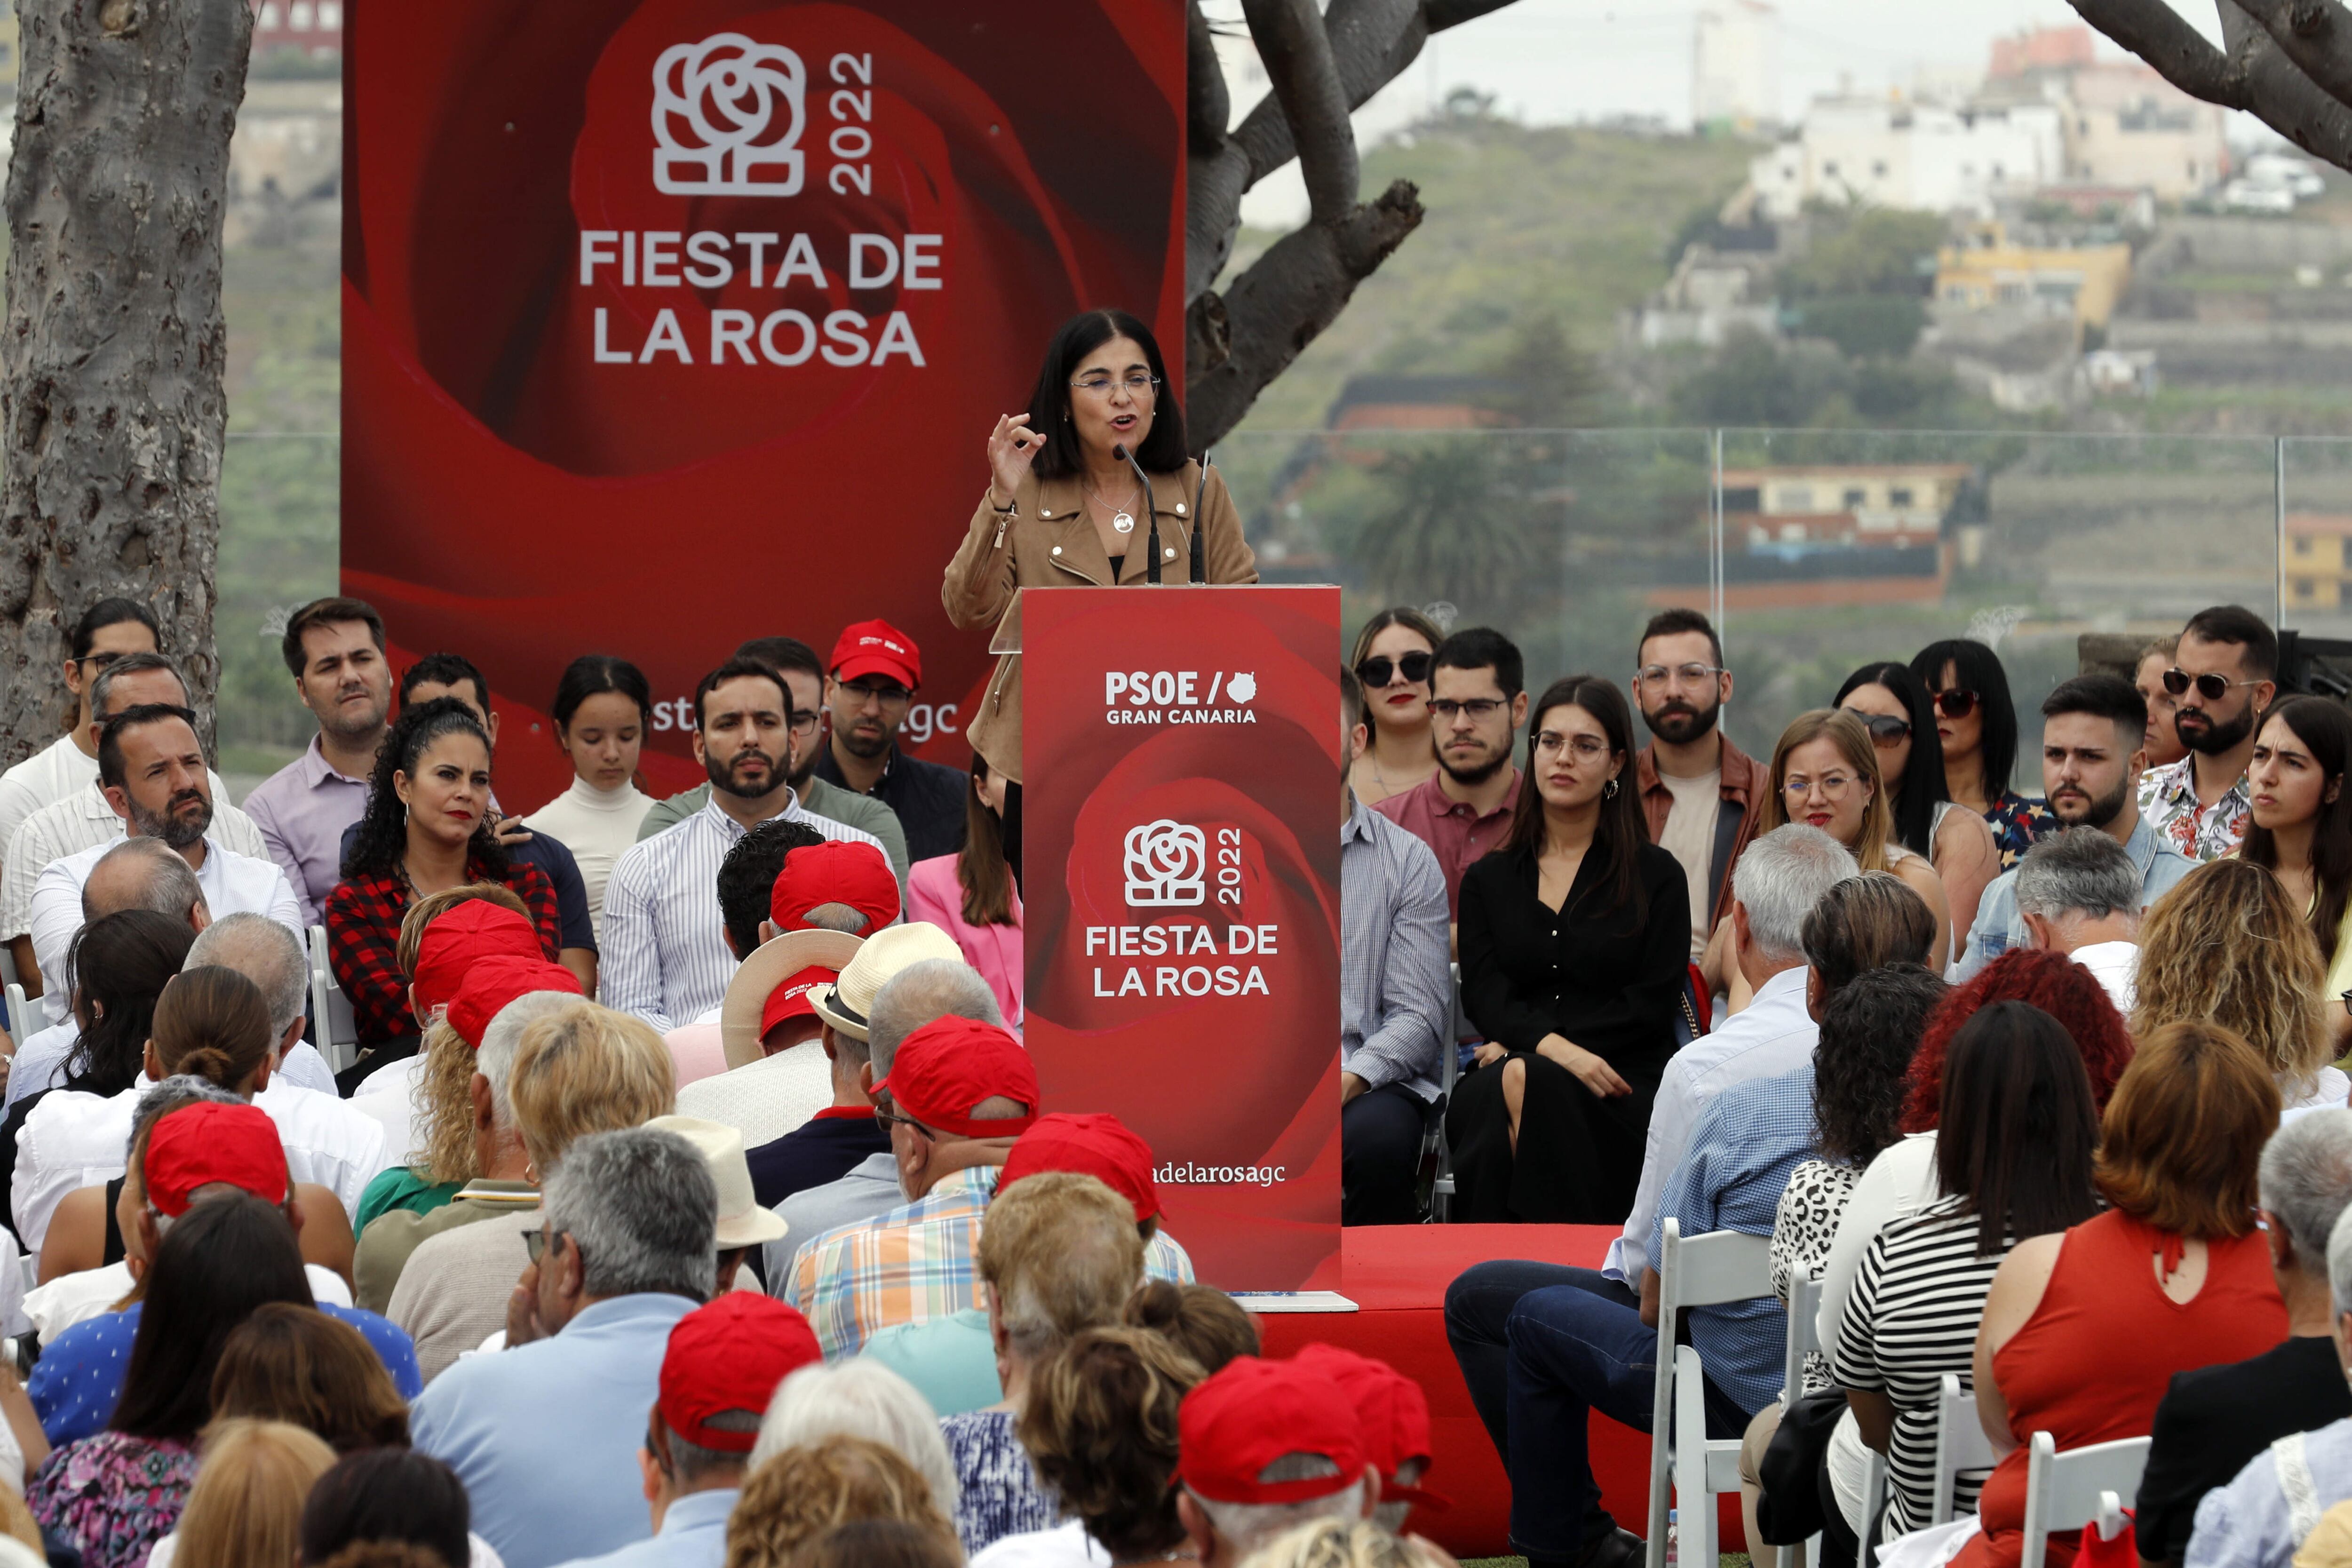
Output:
top-left (651, 32), bottom-right (808, 195)
top-left (1123, 820), bottom-right (1206, 907)
top-left (1227, 672), bottom-right (1256, 703)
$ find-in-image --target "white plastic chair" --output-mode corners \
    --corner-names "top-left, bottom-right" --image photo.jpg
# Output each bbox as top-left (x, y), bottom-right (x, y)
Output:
top-left (1774, 1272), bottom-right (1827, 1568)
top-left (1645, 1218), bottom-right (1775, 1568)
top-left (2020, 1430), bottom-right (2149, 1567)
top-left (1931, 1372), bottom-right (2000, 1526)
top-left (307, 925), bottom-right (358, 1075)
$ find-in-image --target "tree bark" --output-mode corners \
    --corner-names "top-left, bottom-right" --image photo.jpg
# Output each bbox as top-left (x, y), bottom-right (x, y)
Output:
top-left (2069, 0), bottom-right (2352, 168)
top-left (0, 0), bottom-right (251, 764)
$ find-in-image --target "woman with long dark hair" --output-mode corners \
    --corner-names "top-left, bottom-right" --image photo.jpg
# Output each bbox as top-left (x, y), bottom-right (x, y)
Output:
top-left (1446, 675), bottom-right (1689, 1224)
top-left (1835, 662), bottom-right (1998, 957)
top-left (519, 654), bottom-right (653, 942)
top-left (1910, 639), bottom-right (2052, 867)
top-left (1348, 607), bottom-right (1445, 806)
top-left (907, 752), bottom-right (1023, 1032)
top-left (943, 308), bottom-right (1257, 784)
top-left (325, 698), bottom-right (558, 1051)
top-left (2239, 694), bottom-right (2352, 1043)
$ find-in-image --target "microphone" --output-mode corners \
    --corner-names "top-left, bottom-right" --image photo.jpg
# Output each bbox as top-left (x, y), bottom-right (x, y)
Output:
top-left (1190, 452), bottom-right (1213, 584)
top-left (1114, 443), bottom-right (1161, 585)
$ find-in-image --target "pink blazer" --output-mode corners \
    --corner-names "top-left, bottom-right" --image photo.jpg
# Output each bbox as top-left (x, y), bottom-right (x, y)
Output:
top-left (907, 854), bottom-right (1024, 1035)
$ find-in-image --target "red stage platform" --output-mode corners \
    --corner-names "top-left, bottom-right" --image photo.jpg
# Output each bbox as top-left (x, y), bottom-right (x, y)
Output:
top-left (1254, 1225), bottom-right (1746, 1560)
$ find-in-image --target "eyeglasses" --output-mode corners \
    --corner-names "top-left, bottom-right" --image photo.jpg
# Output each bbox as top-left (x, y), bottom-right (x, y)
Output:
top-left (1070, 373), bottom-right (1160, 397)
top-left (1931, 689), bottom-right (1979, 719)
top-left (2342, 989), bottom-right (2352, 1020)
top-left (787, 711), bottom-right (819, 736)
top-left (523, 1228), bottom-right (571, 1267)
top-left (872, 1100), bottom-right (935, 1141)
top-left (76, 650), bottom-right (129, 672)
top-left (1430, 698), bottom-right (1507, 721)
top-left (1636, 662), bottom-right (1724, 690)
top-left (1855, 714), bottom-right (1911, 747)
top-left (1534, 732), bottom-right (1610, 761)
top-left (1783, 772), bottom-right (1859, 799)
top-left (840, 680), bottom-right (912, 708)
top-left (1355, 653), bottom-right (1432, 688)
top-left (2163, 667), bottom-right (2262, 704)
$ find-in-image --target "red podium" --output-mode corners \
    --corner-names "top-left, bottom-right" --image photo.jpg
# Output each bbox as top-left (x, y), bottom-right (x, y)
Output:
top-left (1020, 585), bottom-right (1344, 1290)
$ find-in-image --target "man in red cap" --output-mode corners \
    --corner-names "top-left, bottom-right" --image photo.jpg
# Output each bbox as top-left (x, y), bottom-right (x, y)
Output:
top-left (1176, 1355), bottom-right (1379, 1568)
top-left (1290, 1343), bottom-right (1446, 1534)
top-left (787, 1016), bottom-right (1197, 1360)
top-left (814, 620), bottom-right (969, 863)
top-left (999, 1112), bottom-right (1166, 1236)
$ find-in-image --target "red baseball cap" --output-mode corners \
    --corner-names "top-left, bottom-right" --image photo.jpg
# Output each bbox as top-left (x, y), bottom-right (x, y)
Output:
top-left (830, 619), bottom-right (921, 689)
top-left (447, 953), bottom-right (582, 1049)
top-left (999, 1113), bottom-right (1160, 1221)
top-left (1177, 1356), bottom-right (1368, 1505)
top-left (658, 1294), bottom-right (823, 1453)
top-left (770, 840), bottom-right (900, 935)
top-left (1292, 1344), bottom-right (1448, 1513)
top-left (411, 900), bottom-right (545, 1014)
top-left (760, 964), bottom-right (840, 1040)
top-left (874, 1017), bottom-right (1039, 1138)
top-left (145, 1102), bottom-right (289, 1217)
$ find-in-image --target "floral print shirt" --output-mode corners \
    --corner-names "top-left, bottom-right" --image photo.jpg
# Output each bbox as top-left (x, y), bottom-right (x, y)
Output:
top-left (1983, 791), bottom-right (2055, 869)
top-left (27, 1431), bottom-right (197, 1568)
top-left (943, 1409), bottom-right (1058, 1555)
top-left (2137, 755), bottom-right (2252, 863)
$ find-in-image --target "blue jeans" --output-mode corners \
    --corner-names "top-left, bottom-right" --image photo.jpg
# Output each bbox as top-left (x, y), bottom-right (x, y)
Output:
top-left (1446, 1261), bottom-right (1748, 1558)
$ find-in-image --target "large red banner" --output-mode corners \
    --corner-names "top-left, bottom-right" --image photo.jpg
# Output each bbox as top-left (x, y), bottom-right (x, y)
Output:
top-left (1022, 586), bottom-right (1343, 1289)
top-left (342, 0), bottom-right (1186, 810)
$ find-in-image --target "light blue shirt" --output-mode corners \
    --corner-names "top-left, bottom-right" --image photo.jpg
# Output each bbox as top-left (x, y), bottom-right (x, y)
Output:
top-left (552, 1488), bottom-right (738, 1568)
top-left (412, 1293), bottom-right (699, 1568)
top-left (861, 1306), bottom-right (1003, 1418)
top-left (2187, 1415), bottom-right (2352, 1568)
top-left (1953, 813), bottom-right (2194, 983)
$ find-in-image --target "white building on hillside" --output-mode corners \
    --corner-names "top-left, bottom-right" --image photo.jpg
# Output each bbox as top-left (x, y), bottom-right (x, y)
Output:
top-left (1751, 97), bottom-right (2064, 218)
top-left (1694, 2), bottom-right (1780, 131)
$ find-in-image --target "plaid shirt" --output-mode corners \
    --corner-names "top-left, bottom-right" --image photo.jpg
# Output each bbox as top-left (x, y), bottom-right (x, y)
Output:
top-left (790, 1165), bottom-right (1196, 1359)
top-left (2137, 755), bottom-right (2252, 863)
top-left (325, 858), bottom-right (560, 1044)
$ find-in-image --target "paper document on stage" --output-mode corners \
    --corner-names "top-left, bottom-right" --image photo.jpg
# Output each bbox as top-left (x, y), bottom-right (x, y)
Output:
top-left (1227, 1291), bottom-right (1358, 1314)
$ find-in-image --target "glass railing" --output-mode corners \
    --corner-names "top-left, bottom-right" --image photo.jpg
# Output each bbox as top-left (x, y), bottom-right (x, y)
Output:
top-left (215, 431), bottom-right (340, 788)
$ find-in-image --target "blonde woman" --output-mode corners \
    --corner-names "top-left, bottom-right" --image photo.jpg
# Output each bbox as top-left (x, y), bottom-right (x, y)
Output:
top-left (725, 1437), bottom-right (959, 1568)
top-left (151, 1419), bottom-right (336, 1568)
top-left (2132, 857), bottom-right (2343, 1113)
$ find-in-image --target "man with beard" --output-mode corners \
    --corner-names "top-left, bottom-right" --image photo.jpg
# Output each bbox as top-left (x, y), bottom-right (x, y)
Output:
top-left (2140, 604), bottom-right (2277, 862)
top-left (1955, 673), bottom-right (2193, 980)
top-left (811, 621), bottom-right (967, 863)
top-left (244, 597), bottom-right (395, 926)
top-left (600, 659), bottom-right (882, 1034)
top-left (26, 704), bottom-right (303, 1009)
top-left (1629, 608), bottom-right (1765, 964)
top-left (1373, 627), bottom-right (1529, 935)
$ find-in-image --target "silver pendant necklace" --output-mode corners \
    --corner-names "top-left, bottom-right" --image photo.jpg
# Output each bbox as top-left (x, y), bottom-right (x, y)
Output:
top-left (1087, 477), bottom-right (1143, 535)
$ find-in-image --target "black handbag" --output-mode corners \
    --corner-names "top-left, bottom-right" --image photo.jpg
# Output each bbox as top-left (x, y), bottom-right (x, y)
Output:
top-left (1756, 1389), bottom-right (1847, 1544)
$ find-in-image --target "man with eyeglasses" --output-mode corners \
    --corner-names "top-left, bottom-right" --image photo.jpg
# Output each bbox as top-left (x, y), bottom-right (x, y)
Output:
top-left (2138, 604), bottom-right (2278, 862)
top-left (1629, 608), bottom-right (1766, 968)
top-left (812, 620), bottom-right (969, 863)
top-left (1372, 627), bottom-right (1530, 931)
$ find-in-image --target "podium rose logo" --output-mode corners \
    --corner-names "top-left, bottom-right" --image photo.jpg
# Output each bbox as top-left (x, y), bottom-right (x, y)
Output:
top-left (652, 32), bottom-right (807, 196)
top-left (1123, 820), bottom-right (1207, 907)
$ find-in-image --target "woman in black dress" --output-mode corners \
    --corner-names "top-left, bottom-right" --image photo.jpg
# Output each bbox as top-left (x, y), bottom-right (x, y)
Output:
top-left (1446, 675), bottom-right (1690, 1224)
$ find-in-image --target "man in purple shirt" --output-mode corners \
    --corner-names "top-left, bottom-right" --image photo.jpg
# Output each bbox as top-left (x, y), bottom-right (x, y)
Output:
top-left (1371, 627), bottom-right (1526, 939)
top-left (242, 597), bottom-right (392, 926)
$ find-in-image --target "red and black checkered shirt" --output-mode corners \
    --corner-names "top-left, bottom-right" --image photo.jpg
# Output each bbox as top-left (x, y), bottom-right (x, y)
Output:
top-left (325, 858), bottom-right (561, 1045)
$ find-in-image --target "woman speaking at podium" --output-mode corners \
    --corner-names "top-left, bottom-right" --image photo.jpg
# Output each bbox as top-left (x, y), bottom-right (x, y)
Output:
top-left (944, 308), bottom-right (1257, 784)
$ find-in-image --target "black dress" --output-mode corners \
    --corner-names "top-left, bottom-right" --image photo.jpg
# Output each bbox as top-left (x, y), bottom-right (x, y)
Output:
top-left (1446, 840), bottom-right (1689, 1224)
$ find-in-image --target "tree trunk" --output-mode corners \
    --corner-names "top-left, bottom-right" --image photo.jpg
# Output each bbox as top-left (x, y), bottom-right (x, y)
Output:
top-left (0, 0), bottom-right (251, 764)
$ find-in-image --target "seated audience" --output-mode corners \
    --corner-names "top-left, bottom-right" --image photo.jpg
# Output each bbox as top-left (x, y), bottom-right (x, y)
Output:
top-left (299, 1448), bottom-right (477, 1568)
top-left (1447, 675), bottom-right (1696, 1225)
top-left (159, 1417), bottom-right (337, 1568)
top-left (1910, 637), bottom-right (2052, 866)
top-left (1955, 673), bottom-right (2194, 980)
top-left (1376, 624), bottom-right (1530, 927)
top-left (1124, 1280), bottom-right (1260, 1376)
top-left (658, 817), bottom-right (826, 1087)
top-left (1834, 660), bottom-right (1999, 969)
top-left (1337, 667), bottom-right (1450, 1226)
top-left (1828, 1001), bottom-right (2103, 1545)
top-left (519, 655), bottom-right (657, 943)
top-left (2133, 858), bottom-right (2344, 1113)
top-left (244, 597), bottom-right (395, 928)
top-left (1175, 1356), bottom-right (1377, 1568)
top-left (815, 620), bottom-right (969, 862)
top-left (906, 750), bottom-right (1024, 1031)
top-left (2139, 605), bottom-right (2275, 863)
top-left (642, 1114), bottom-right (788, 1298)
top-left (2138, 1110), bottom-right (2352, 1565)
top-left (740, 949), bottom-right (892, 1214)
top-left (1957, 1021), bottom-right (2290, 1568)
top-left (2241, 694), bottom-right (2352, 1048)
top-left (1290, 1344), bottom-right (1445, 1536)
top-left (0, 597), bottom-right (164, 863)
top-left (411, 1126), bottom-right (719, 1568)
top-left (724, 1438), bottom-right (960, 1568)
top-left (2001, 827), bottom-right (2150, 1013)
top-left (751, 1359), bottom-right (961, 1516)
top-left (207, 1303), bottom-right (413, 1453)
top-left (327, 698), bottom-right (561, 1057)
top-left (1346, 608), bottom-right (1444, 808)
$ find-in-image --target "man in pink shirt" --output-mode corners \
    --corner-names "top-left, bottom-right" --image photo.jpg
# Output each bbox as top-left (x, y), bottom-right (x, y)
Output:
top-left (1371, 627), bottom-right (1527, 939)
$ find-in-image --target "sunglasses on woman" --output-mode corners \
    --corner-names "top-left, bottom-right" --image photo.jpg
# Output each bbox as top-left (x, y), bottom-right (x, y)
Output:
top-left (2162, 667), bottom-right (2260, 703)
top-left (1931, 689), bottom-right (1979, 719)
top-left (1356, 652), bottom-right (1433, 688)
top-left (1857, 714), bottom-right (1912, 746)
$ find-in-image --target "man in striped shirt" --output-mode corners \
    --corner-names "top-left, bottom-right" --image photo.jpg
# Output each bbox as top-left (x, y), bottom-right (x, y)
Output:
top-left (602, 658), bottom-right (881, 1034)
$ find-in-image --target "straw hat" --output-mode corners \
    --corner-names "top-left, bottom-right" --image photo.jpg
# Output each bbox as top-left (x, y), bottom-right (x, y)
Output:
top-left (718, 928), bottom-right (865, 1071)
top-left (808, 923), bottom-right (968, 1040)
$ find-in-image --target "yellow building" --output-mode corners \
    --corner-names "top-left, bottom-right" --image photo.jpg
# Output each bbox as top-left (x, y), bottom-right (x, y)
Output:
top-left (1719, 463), bottom-right (1971, 549)
top-left (1934, 221), bottom-right (2133, 335)
top-left (2287, 514), bottom-right (2352, 613)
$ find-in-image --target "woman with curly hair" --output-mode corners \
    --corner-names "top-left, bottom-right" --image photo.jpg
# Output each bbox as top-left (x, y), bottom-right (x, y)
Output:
top-left (725, 1438), bottom-right (959, 1568)
top-left (324, 699), bottom-right (559, 1055)
top-left (2132, 856), bottom-right (2342, 1112)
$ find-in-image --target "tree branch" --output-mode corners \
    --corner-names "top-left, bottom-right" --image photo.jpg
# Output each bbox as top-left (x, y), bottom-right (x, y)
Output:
top-left (1242, 0), bottom-right (1358, 224)
top-left (1188, 1), bottom-right (1230, 159)
top-left (2068, 0), bottom-right (2352, 166)
top-left (2232, 0), bottom-right (2352, 113)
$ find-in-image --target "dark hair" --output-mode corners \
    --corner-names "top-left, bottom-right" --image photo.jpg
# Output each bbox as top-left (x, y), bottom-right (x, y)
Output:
top-left (300, 1449), bottom-right (471, 1568)
top-left (694, 656), bottom-right (792, 732)
top-left (1638, 607), bottom-right (1723, 669)
top-left (957, 753), bottom-right (1017, 929)
top-left (790, 1519), bottom-right (964, 1568)
top-left (1833, 661), bottom-right (1948, 856)
top-left (735, 637), bottom-right (824, 682)
top-left (1911, 639), bottom-right (2021, 802)
top-left (2241, 693), bottom-right (2352, 963)
top-left (1814, 963), bottom-right (1947, 1167)
top-left (2041, 672), bottom-right (2147, 738)
top-left (1017, 1327), bottom-right (1200, 1561)
top-left (1505, 676), bottom-right (1650, 924)
top-left (1935, 1001), bottom-right (2104, 1258)
top-left (65, 910), bottom-right (199, 1095)
top-left (1339, 665), bottom-right (1366, 742)
top-left (716, 819), bottom-right (826, 957)
top-left (72, 597), bottom-right (161, 661)
top-left (1432, 627), bottom-right (1525, 702)
top-left (2182, 604), bottom-right (2279, 681)
top-left (152, 966), bottom-right (278, 1091)
top-left (1800, 870), bottom-right (1939, 998)
top-left (96, 702), bottom-right (199, 790)
top-left (112, 1193), bottom-right (313, 1441)
top-left (1123, 1279), bottom-right (1259, 1375)
top-left (342, 698), bottom-right (505, 883)
top-left (211, 1303), bottom-right (411, 1453)
top-left (550, 655), bottom-right (652, 734)
top-left (1904, 947), bottom-right (2137, 1130)
top-left (1348, 607), bottom-right (1443, 671)
top-left (89, 652), bottom-right (190, 720)
top-left (1025, 310), bottom-right (1187, 480)
top-left (399, 653), bottom-right (489, 715)
top-left (280, 598), bottom-right (385, 680)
